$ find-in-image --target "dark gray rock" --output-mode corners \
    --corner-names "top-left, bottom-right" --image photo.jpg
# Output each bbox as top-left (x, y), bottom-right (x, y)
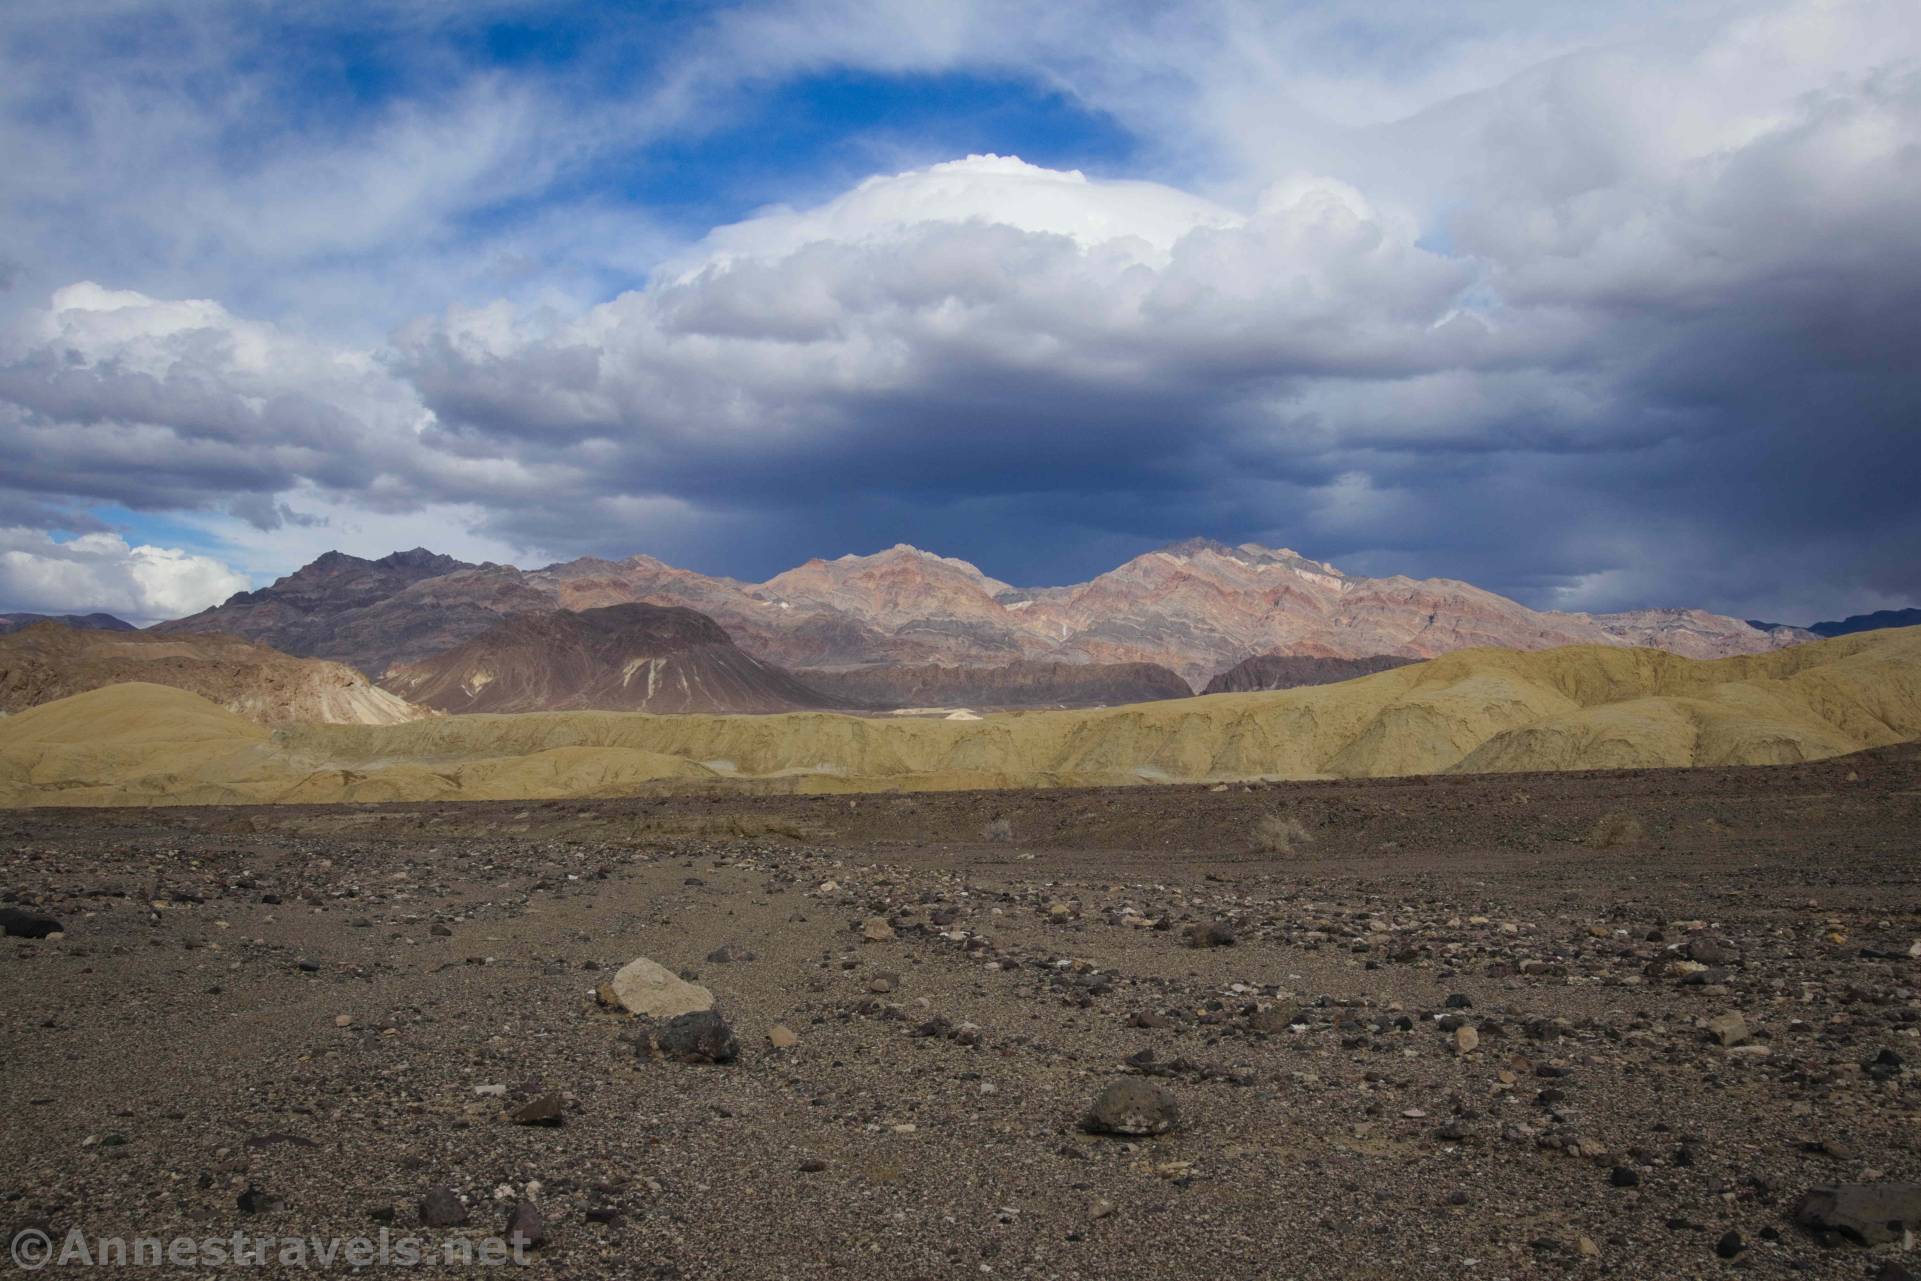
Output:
top-left (0, 907), bottom-right (62, 938)
top-left (1865, 1048), bottom-right (1905, 1081)
top-left (651, 1010), bottom-right (740, 1064)
top-left (504, 1201), bottom-right (546, 1250)
top-left (419, 1185), bottom-right (469, 1228)
top-left (1792, 1183), bottom-right (1921, 1245)
top-left (507, 1091), bottom-right (564, 1126)
top-left (235, 1183), bottom-right (282, 1214)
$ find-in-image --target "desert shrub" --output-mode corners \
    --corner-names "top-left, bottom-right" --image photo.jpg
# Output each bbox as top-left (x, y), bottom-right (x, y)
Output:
top-left (1585, 811), bottom-right (1646, 849)
top-left (1253, 813), bottom-right (1311, 855)
top-left (981, 817), bottom-right (1014, 843)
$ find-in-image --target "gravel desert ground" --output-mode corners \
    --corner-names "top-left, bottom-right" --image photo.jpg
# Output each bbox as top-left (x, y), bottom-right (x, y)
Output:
top-left (4, 747), bottom-right (1919, 1279)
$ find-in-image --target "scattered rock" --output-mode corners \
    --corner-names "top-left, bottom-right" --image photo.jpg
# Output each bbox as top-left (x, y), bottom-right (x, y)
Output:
top-left (1865, 1048), bottom-right (1905, 1081)
top-left (651, 1010), bottom-right (740, 1064)
top-left (1184, 922), bottom-right (1236, 948)
top-left (767, 1024), bottom-right (800, 1049)
top-left (1083, 1080), bottom-right (1179, 1137)
top-left (600, 957), bottom-right (715, 1019)
top-left (245, 1131), bottom-right (317, 1150)
top-left (861, 916), bottom-right (896, 942)
top-left (507, 1091), bottom-right (564, 1126)
top-left (235, 1183), bottom-right (282, 1214)
top-left (1247, 1007), bottom-right (1293, 1034)
top-left (0, 907), bottom-right (62, 938)
top-left (1791, 1183), bottom-right (1921, 1246)
top-left (1684, 936), bottom-right (1735, 965)
top-left (1706, 1012), bottom-right (1749, 1047)
top-left (419, 1186), bottom-right (468, 1228)
top-left (504, 1201), bottom-right (546, 1250)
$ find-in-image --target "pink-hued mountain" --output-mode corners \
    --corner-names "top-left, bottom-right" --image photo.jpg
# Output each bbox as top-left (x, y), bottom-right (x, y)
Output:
top-left (155, 539), bottom-right (1812, 686)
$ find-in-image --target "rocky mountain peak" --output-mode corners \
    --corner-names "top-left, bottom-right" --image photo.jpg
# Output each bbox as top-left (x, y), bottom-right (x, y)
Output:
top-left (1153, 537), bottom-right (1343, 576)
top-left (377, 547), bottom-right (470, 574)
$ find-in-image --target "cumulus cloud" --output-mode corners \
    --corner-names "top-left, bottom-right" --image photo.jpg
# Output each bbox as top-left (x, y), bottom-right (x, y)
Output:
top-left (0, 0), bottom-right (1917, 620)
top-left (0, 529), bottom-right (250, 622)
top-left (0, 281), bottom-right (437, 526)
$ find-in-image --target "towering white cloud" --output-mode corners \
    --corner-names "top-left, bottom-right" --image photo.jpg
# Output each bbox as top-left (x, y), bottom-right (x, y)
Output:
top-left (0, 529), bottom-right (249, 622)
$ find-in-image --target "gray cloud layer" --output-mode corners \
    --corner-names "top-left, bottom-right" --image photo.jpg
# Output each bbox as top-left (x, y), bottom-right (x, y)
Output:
top-left (1, 0), bottom-right (1917, 621)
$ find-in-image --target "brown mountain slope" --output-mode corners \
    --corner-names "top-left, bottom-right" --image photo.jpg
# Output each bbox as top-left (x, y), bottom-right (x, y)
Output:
top-left (0, 623), bottom-right (426, 726)
top-left (1202, 653), bottom-right (1417, 694)
top-left (154, 539), bottom-right (1812, 684)
top-left (796, 660), bottom-right (1193, 710)
top-left (0, 612), bottom-right (135, 635)
top-left (379, 603), bottom-right (843, 714)
top-left (150, 548), bottom-right (517, 677)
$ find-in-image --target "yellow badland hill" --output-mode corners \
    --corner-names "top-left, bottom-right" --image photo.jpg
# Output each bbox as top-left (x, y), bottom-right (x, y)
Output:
top-left (3, 628), bottom-right (1917, 806)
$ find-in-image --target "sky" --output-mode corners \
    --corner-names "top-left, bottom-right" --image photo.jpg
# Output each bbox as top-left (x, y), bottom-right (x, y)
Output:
top-left (1, 0), bottom-right (1917, 625)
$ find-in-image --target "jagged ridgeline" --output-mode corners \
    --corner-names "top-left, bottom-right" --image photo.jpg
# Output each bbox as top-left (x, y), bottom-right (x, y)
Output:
top-left (152, 541), bottom-right (1815, 689)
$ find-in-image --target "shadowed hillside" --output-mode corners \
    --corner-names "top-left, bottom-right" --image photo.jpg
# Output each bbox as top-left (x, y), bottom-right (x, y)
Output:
top-left (380, 603), bottom-right (841, 714)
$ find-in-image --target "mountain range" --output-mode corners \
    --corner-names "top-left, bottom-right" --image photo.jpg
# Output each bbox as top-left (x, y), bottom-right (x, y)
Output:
top-left (1750, 607), bottom-right (1921, 639)
top-left (155, 538), bottom-right (1813, 687)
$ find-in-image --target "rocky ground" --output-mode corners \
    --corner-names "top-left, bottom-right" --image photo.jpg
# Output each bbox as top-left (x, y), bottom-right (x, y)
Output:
top-left (3, 745), bottom-right (1919, 1279)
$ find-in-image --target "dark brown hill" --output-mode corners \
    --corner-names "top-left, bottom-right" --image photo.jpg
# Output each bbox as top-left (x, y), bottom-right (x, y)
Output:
top-left (0, 612), bottom-right (135, 635)
top-left (1201, 653), bottom-right (1417, 694)
top-left (797, 660), bottom-right (1192, 709)
top-left (379, 603), bottom-right (841, 714)
top-left (152, 548), bottom-right (494, 677)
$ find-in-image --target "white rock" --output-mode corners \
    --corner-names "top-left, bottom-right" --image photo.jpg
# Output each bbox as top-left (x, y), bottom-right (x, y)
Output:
top-left (601, 957), bottom-right (714, 1019)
